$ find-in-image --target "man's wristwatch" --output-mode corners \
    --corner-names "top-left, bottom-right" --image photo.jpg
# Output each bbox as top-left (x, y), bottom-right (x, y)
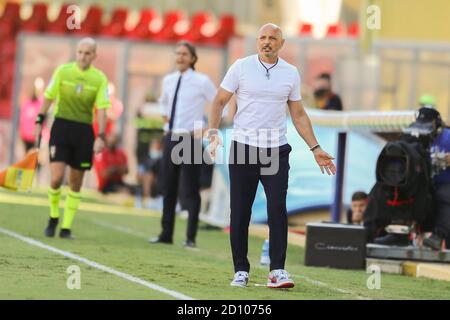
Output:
top-left (35, 113), bottom-right (46, 125)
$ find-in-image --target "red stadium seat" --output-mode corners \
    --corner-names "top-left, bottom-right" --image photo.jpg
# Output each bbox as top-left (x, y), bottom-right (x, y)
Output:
top-left (127, 8), bottom-right (158, 39)
top-left (326, 24), bottom-right (344, 37)
top-left (153, 11), bottom-right (184, 42)
top-left (46, 4), bottom-right (71, 34)
top-left (0, 20), bottom-right (15, 40)
top-left (206, 15), bottom-right (235, 47)
top-left (0, 2), bottom-right (21, 39)
top-left (71, 5), bottom-right (103, 35)
top-left (180, 12), bottom-right (212, 43)
top-left (0, 2), bottom-right (20, 22)
top-left (21, 3), bottom-right (49, 33)
top-left (347, 22), bottom-right (359, 37)
top-left (0, 4), bottom-right (17, 119)
top-left (299, 23), bottom-right (312, 35)
top-left (102, 7), bottom-right (128, 37)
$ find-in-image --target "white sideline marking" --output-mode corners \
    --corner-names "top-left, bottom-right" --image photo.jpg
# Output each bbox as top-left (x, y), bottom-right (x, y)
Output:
top-left (0, 227), bottom-right (194, 300)
top-left (294, 275), bottom-right (371, 300)
top-left (92, 219), bottom-right (201, 251)
top-left (92, 220), bottom-right (149, 238)
top-left (91, 220), bottom-right (372, 299)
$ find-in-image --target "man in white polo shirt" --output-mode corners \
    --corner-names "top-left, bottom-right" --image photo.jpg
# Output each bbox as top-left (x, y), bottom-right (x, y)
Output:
top-left (208, 23), bottom-right (336, 289)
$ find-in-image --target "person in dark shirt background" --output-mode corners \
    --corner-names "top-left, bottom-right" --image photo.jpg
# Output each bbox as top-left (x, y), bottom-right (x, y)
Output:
top-left (94, 133), bottom-right (129, 194)
top-left (135, 94), bottom-right (164, 209)
top-left (313, 73), bottom-right (343, 111)
top-left (347, 191), bottom-right (368, 225)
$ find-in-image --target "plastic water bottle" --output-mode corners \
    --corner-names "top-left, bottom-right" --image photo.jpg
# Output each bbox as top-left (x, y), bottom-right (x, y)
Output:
top-left (260, 240), bottom-right (270, 266)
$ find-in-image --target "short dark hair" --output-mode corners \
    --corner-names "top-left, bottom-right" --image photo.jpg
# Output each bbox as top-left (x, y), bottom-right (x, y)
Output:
top-left (352, 191), bottom-right (368, 201)
top-left (176, 40), bottom-right (198, 70)
top-left (317, 72), bottom-right (331, 81)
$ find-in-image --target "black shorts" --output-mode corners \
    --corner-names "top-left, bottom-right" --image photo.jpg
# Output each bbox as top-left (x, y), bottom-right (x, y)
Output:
top-left (49, 118), bottom-right (95, 170)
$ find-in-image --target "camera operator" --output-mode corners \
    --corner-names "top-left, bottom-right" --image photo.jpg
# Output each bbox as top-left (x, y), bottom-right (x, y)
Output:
top-left (416, 97), bottom-right (450, 250)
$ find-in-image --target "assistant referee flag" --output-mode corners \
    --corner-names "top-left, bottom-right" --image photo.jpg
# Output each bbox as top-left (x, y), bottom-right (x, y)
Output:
top-left (0, 149), bottom-right (38, 191)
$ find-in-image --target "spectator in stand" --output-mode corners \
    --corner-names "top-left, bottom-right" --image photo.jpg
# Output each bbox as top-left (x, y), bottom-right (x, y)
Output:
top-left (313, 73), bottom-right (343, 111)
top-left (94, 133), bottom-right (130, 194)
top-left (416, 99), bottom-right (450, 251)
top-left (20, 90), bottom-right (42, 152)
top-left (135, 93), bottom-right (164, 209)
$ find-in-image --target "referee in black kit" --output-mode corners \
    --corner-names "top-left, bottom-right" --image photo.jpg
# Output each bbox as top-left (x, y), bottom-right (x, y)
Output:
top-left (208, 24), bottom-right (336, 288)
top-left (150, 41), bottom-right (216, 248)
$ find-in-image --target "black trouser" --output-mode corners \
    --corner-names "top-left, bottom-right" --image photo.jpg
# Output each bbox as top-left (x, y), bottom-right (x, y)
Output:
top-left (434, 183), bottom-right (450, 247)
top-left (229, 141), bottom-right (291, 272)
top-left (159, 133), bottom-right (201, 242)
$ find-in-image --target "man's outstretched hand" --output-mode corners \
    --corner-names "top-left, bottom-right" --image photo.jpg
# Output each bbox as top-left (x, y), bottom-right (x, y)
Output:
top-left (313, 148), bottom-right (336, 175)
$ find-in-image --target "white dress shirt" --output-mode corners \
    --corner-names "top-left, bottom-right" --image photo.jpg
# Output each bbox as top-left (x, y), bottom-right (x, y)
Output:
top-left (220, 54), bottom-right (302, 148)
top-left (159, 68), bottom-right (217, 133)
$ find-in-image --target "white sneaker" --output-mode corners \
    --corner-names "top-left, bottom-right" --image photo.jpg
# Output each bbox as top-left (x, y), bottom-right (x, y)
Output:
top-left (230, 271), bottom-right (249, 287)
top-left (267, 269), bottom-right (294, 289)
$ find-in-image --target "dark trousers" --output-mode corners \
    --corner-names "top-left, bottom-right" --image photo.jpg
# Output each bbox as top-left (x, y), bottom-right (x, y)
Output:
top-left (434, 183), bottom-right (450, 247)
top-left (228, 141), bottom-right (291, 272)
top-left (159, 134), bottom-right (201, 242)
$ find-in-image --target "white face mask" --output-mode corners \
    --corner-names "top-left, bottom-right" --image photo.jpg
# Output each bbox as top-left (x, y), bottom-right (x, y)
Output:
top-left (149, 150), bottom-right (162, 159)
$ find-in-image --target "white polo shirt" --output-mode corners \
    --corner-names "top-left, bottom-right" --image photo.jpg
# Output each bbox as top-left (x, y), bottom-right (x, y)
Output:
top-left (220, 54), bottom-right (301, 148)
top-left (159, 68), bottom-right (217, 132)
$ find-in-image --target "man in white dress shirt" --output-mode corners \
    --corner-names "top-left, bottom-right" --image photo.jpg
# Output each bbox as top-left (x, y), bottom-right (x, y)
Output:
top-left (150, 41), bottom-right (216, 248)
top-left (208, 24), bottom-right (336, 288)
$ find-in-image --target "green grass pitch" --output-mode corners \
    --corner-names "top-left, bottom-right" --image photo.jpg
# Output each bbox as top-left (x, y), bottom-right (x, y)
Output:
top-left (1, 189), bottom-right (449, 300)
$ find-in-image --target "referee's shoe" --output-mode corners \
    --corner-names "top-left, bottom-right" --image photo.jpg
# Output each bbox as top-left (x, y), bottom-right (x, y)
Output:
top-left (44, 218), bottom-right (59, 237)
top-left (59, 229), bottom-right (75, 240)
top-left (44, 218), bottom-right (74, 239)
